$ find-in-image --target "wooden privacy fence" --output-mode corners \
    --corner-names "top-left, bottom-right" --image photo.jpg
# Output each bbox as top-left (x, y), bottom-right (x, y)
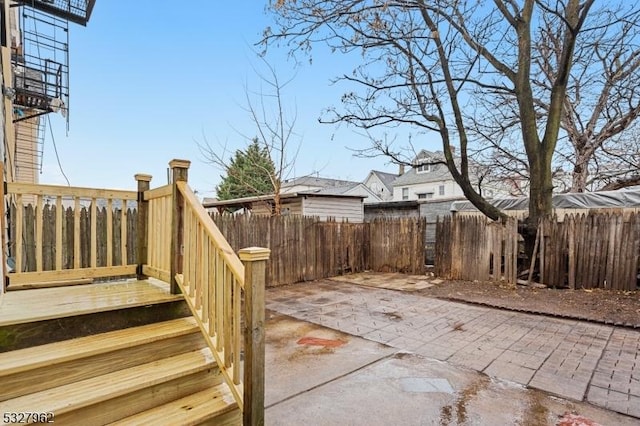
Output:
top-left (7, 182), bottom-right (138, 285)
top-left (435, 216), bottom-right (518, 284)
top-left (368, 218), bottom-right (426, 273)
top-left (538, 213), bottom-right (640, 290)
top-left (435, 213), bottom-right (640, 291)
top-left (211, 215), bottom-right (426, 287)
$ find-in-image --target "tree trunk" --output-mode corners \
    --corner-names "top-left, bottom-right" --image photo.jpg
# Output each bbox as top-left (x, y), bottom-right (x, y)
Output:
top-left (570, 162), bottom-right (588, 193)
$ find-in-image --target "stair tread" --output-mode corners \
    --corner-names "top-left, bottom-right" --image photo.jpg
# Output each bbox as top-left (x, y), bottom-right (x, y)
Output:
top-left (0, 317), bottom-right (199, 377)
top-left (0, 278), bottom-right (182, 327)
top-left (109, 384), bottom-right (238, 426)
top-left (0, 347), bottom-right (216, 416)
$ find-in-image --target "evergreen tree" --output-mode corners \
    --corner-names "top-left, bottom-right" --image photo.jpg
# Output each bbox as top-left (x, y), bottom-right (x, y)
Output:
top-left (215, 138), bottom-right (277, 200)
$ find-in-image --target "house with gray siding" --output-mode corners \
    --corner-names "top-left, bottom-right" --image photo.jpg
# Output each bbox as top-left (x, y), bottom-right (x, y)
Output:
top-left (363, 170), bottom-right (398, 201)
top-left (391, 149), bottom-right (508, 202)
top-left (392, 150), bottom-right (466, 201)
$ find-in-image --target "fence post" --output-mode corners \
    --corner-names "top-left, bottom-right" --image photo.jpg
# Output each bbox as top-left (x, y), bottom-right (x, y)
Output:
top-left (135, 174), bottom-right (152, 280)
top-left (169, 159), bottom-right (190, 294)
top-left (239, 246), bottom-right (270, 426)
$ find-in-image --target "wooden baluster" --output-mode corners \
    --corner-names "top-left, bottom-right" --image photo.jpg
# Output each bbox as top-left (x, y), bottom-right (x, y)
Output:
top-left (74, 198), bottom-right (80, 269)
top-left (208, 241), bottom-right (216, 336)
top-left (35, 195), bottom-right (43, 272)
top-left (195, 221), bottom-right (203, 309)
top-left (90, 198), bottom-right (97, 268)
top-left (121, 204), bottom-right (128, 266)
top-left (55, 197), bottom-right (62, 271)
top-left (202, 233), bottom-right (209, 321)
top-left (239, 247), bottom-right (270, 426)
top-left (107, 199), bottom-right (113, 267)
top-left (15, 194), bottom-right (23, 274)
top-left (224, 265), bottom-right (232, 368)
top-left (232, 275), bottom-right (241, 385)
top-left (216, 254), bottom-right (224, 351)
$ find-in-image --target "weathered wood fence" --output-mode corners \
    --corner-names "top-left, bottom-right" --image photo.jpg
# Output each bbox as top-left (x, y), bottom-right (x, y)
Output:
top-left (211, 215), bottom-right (425, 287)
top-left (8, 202), bottom-right (137, 273)
top-left (436, 213), bottom-right (640, 291)
top-left (435, 216), bottom-right (518, 284)
top-left (538, 213), bottom-right (639, 290)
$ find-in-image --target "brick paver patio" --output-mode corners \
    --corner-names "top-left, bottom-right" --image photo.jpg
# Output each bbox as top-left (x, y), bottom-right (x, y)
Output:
top-left (267, 280), bottom-right (640, 418)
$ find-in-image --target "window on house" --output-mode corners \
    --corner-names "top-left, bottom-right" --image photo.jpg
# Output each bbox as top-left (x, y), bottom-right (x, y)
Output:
top-left (402, 188), bottom-right (409, 200)
top-left (439, 185), bottom-right (445, 196)
top-left (416, 164), bottom-right (431, 173)
top-left (418, 193), bottom-right (434, 200)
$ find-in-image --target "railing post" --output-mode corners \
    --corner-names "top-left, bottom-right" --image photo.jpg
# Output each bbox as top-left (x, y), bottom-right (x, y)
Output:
top-left (135, 173), bottom-right (152, 280)
top-left (169, 159), bottom-right (190, 294)
top-left (239, 247), bottom-right (270, 426)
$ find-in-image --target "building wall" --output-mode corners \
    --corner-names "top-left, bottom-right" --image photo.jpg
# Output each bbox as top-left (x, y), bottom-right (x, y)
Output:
top-left (392, 180), bottom-right (464, 202)
top-left (342, 183), bottom-right (380, 204)
top-left (363, 173), bottom-right (393, 201)
top-left (419, 198), bottom-right (460, 222)
top-left (247, 198), bottom-right (304, 216)
top-left (364, 204), bottom-right (420, 221)
top-left (0, 0), bottom-right (11, 292)
top-left (14, 117), bottom-right (40, 184)
top-left (302, 196), bottom-right (364, 223)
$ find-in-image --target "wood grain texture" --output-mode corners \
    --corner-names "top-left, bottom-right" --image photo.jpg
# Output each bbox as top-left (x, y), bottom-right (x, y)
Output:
top-left (0, 321), bottom-right (204, 401)
top-left (0, 348), bottom-right (215, 415)
top-left (7, 182), bottom-right (136, 200)
top-left (109, 384), bottom-right (238, 426)
top-left (0, 278), bottom-right (180, 326)
top-left (9, 265), bottom-right (137, 285)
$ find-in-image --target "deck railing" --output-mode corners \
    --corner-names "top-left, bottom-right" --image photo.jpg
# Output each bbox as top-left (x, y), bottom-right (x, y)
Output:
top-left (6, 182), bottom-right (138, 285)
top-left (168, 160), bottom-right (269, 425)
top-left (137, 175), bottom-right (172, 283)
top-left (5, 160), bottom-right (269, 424)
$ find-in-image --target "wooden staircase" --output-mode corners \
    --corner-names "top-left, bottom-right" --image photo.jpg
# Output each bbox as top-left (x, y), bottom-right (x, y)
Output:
top-left (1, 160), bottom-right (269, 425)
top-left (0, 284), bottom-right (240, 425)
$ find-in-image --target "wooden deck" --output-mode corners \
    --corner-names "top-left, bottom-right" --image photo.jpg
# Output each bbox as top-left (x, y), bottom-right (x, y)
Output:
top-left (0, 278), bottom-right (183, 327)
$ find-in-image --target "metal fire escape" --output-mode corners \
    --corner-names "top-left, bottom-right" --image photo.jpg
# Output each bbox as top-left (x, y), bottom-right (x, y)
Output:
top-left (10, 0), bottom-right (95, 178)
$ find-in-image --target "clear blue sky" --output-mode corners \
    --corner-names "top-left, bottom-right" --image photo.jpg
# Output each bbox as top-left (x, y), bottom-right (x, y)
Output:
top-left (42, 2), bottom-right (440, 196)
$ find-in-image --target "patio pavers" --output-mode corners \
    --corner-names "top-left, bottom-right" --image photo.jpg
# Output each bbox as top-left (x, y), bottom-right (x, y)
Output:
top-left (266, 279), bottom-right (640, 419)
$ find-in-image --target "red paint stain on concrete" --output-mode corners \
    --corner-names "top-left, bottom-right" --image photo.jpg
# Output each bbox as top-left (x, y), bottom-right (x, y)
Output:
top-left (297, 336), bottom-right (346, 348)
top-left (556, 412), bottom-right (601, 426)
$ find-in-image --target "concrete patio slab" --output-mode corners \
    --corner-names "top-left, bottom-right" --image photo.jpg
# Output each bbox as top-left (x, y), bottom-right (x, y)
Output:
top-left (265, 310), bottom-right (396, 407)
top-left (266, 279), bottom-right (640, 421)
top-left (265, 311), bottom-right (638, 426)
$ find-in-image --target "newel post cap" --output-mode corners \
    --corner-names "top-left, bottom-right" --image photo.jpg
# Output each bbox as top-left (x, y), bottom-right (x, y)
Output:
top-left (239, 247), bottom-right (271, 262)
top-left (134, 173), bottom-right (152, 182)
top-left (169, 159), bottom-right (191, 169)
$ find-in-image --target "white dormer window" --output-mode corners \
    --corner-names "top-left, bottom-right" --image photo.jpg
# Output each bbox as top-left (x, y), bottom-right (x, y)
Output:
top-left (416, 163), bottom-right (431, 173)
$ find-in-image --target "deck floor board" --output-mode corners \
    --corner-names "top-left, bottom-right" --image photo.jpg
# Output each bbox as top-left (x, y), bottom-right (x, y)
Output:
top-left (0, 278), bottom-right (182, 326)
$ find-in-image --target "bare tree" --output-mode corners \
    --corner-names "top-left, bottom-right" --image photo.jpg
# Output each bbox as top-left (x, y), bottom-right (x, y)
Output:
top-left (589, 127), bottom-right (640, 191)
top-left (198, 58), bottom-right (300, 215)
top-left (263, 0), bottom-right (607, 237)
top-left (451, 3), bottom-right (640, 195)
top-left (527, 4), bottom-right (640, 192)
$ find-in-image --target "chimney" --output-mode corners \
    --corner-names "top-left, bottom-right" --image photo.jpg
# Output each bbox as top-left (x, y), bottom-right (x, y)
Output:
top-left (398, 164), bottom-right (405, 175)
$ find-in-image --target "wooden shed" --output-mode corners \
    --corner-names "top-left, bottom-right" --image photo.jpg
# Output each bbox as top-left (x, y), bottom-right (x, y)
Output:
top-left (203, 192), bottom-right (366, 223)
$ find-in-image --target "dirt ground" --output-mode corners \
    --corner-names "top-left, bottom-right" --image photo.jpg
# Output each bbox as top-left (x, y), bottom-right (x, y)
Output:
top-left (329, 272), bottom-right (640, 328)
top-left (416, 278), bottom-right (640, 328)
